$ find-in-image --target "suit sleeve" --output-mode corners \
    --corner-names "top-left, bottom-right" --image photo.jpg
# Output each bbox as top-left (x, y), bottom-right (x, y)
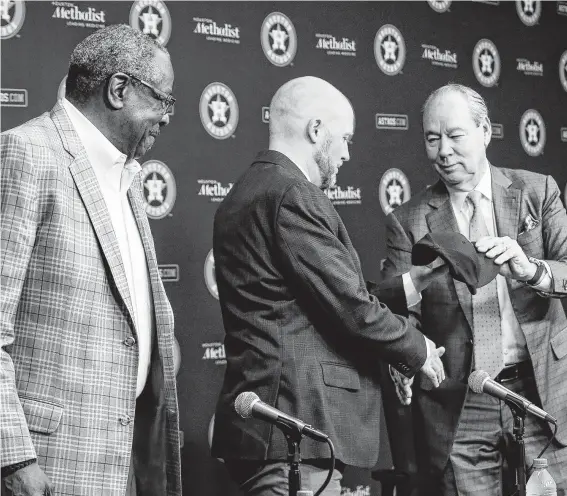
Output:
top-left (381, 211), bottom-right (423, 331)
top-left (1, 132), bottom-right (38, 465)
top-left (540, 175), bottom-right (567, 295)
top-left (275, 183), bottom-right (427, 376)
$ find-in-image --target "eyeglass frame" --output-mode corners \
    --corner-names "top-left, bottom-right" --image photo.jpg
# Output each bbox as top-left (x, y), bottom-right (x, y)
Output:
top-left (125, 73), bottom-right (176, 114)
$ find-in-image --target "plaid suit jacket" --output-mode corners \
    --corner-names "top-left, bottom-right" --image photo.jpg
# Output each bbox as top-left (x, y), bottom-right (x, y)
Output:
top-left (0, 102), bottom-right (181, 495)
top-left (382, 165), bottom-right (567, 473)
top-left (211, 150), bottom-right (427, 467)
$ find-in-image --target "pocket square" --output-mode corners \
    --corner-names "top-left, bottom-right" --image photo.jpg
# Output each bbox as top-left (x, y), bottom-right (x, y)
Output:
top-left (520, 214), bottom-right (540, 234)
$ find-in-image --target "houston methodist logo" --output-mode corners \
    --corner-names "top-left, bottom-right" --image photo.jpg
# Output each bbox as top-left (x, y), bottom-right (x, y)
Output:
top-left (374, 24), bottom-right (406, 76)
top-left (140, 160), bottom-right (176, 219)
top-left (473, 39), bottom-right (501, 87)
top-left (130, 0), bottom-right (171, 46)
top-left (261, 12), bottom-right (297, 67)
top-left (199, 82), bottom-right (239, 139)
top-left (1, 0), bottom-right (25, 39)
top-left (519, 110), bottom-right (545, 157)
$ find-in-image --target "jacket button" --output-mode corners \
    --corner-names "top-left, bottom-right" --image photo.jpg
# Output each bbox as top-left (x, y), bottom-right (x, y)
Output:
top-left (119, 415), bottom-right (132, 426)
top-left (123, 336), bottom-right (136, 347)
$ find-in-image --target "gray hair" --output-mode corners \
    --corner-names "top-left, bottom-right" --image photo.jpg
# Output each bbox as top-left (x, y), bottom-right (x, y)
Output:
top-left (422, 83), bottom-right (489, 126)
top-left (66, 24), bottom-right (168, 102)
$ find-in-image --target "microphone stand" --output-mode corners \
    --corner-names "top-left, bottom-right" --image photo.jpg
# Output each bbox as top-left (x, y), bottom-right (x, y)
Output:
top-left (505, 396), bottom-right (527, 496)
top-left (280, 418), bottom-right (305, 496)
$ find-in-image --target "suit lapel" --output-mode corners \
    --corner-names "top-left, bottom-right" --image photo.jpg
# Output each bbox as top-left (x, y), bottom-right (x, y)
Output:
top-left (51, 102), bottom-right (136, 325)
top-left (491, 165), bottom-right (521, 241)
top-left (426, 181), bottom-right (474, 330)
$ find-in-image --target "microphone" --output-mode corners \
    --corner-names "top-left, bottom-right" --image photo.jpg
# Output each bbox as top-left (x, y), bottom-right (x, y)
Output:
top-left (235, 392), bottom-right (329, 442)
top-left (468, 370), bottom-right (557, 424)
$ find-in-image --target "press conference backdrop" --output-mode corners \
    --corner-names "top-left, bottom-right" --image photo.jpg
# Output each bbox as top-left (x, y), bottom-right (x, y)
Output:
top-left (2, 1), bottom-right (566, 494)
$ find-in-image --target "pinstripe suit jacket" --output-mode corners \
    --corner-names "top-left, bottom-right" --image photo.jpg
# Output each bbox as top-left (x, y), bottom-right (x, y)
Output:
top-left (382, 165), bottom-right (567, 473)
top-left (211, 150), bottom-right (428, 467)
top-left (0, 102), bottom-right (181, 495)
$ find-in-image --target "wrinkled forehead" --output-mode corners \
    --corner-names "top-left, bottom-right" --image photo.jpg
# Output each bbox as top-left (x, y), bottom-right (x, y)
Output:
top-left (423, 93), bottom-right (475, 129)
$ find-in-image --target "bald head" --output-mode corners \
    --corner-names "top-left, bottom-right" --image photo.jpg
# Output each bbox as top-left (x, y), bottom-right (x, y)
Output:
top-left (269, 76), bottom-right (352, 141)
top-left (268, 76), bottom-right (354, 189)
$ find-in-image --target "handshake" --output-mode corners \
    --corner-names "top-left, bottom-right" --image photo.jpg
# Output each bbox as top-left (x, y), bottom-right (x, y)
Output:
top-left (391, 337), bottom-right (446, 406)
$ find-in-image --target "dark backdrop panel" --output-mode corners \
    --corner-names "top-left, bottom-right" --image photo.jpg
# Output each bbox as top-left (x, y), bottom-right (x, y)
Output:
top-left (2, 1), bottom-right (566, 494)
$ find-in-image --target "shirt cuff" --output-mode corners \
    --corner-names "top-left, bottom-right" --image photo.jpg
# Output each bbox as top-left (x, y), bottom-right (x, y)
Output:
top-left (402, 271), bottom-right (422, 308)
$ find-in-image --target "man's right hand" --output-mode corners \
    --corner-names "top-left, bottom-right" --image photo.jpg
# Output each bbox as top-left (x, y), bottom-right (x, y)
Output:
top-left (3, 462), bottom-right (53, 496)
top-left (419, 337), bottom-right (446, 390)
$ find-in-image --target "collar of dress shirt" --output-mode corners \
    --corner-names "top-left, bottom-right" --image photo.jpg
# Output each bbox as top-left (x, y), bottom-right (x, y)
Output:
top-left (447, 163), bottom-right (493, 213)
top-left (63, 98), bottom-right (140, 192)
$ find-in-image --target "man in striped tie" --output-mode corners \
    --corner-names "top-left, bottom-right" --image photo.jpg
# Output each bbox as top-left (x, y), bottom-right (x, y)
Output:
top-left (382, 84), bottom-right (567, 495)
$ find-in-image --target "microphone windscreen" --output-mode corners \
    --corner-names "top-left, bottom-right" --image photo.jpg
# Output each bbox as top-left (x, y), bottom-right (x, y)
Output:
top-left (235, 391), bottom-right (259, 418)
top-left (468, 370), bottom-right (490, 393)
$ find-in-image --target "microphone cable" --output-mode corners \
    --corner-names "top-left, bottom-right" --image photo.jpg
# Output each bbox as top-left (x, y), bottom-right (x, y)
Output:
top-left (314, 437), bottom-right (335, 496)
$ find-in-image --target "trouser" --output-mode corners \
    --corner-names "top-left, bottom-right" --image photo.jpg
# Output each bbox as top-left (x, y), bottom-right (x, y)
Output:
top-left (422, 368), bottom-right (567, 496)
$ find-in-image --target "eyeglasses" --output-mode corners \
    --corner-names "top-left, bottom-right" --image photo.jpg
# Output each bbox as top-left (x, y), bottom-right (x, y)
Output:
top-left (127, 73), bottom-right (176, 114)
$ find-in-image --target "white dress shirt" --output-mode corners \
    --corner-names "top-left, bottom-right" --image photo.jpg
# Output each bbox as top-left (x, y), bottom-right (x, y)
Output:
top-left (63, 99), bottom-right (155, 397)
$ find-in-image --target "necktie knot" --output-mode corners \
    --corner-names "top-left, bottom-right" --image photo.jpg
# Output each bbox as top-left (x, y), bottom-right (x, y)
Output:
top-left (467, 190), bottom-right (483, 211)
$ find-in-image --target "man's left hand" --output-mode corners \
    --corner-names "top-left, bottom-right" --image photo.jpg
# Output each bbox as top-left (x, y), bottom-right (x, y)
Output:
top-left (475, 235), bottom-right (537, 282)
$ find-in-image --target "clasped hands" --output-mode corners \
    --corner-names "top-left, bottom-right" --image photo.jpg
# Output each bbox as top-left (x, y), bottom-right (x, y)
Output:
top-left (391, 235), bottom-right (536, 405)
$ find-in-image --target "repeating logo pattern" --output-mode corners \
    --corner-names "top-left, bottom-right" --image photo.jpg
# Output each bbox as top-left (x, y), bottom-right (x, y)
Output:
top-left (379, 168), bottom-right (411, 215)
top-left (261, 12), bottom-right (297, 67)
top-left (519, 109), bottom-right (546, 157)
top-left (374, 24), bottom-right (406, 76)
top-left (141, 159), bottom-right (177, 219)
top-left (516, 0), bottom-right (541, 26)
top-left (199, 82), bottom-right (239, 140)
top-left (1, 0), bottom-right (25, 39)
top-left (130, 0), bottom-right (171, 46)
top-left (473, 38), bottom-right (501, 87)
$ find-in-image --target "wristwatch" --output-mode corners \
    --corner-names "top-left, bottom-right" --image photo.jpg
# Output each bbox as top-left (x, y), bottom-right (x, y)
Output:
top-left (526, 257), bottom-right (546, 286)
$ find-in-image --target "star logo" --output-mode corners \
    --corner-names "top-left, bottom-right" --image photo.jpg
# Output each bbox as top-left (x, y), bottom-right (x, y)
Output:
top-left (261, 12), bottom-right (297, 67)
top-left (1, 0), bottom-right (25, 39)
top-left (129, 0), bottom-right (171, 46)
top-left (0, 0), bottom-right (15, 22)
top-left (200, 82), bottom-right (239, 140)
top-left (209, 95), bottom-right (229, 125)
top-left (375, 24), bottom-right (406, 76)
top-left (382, 37), bottom-right (398, 62)
top-left (141, 160), bottom-right (176, 219)
top-left (516, 0), bottom-right (541, 26)
top-left (379, 168), bottom-right (411, 215)
top-left (145, 172), bottom-right (166, 203)
top-left (473, 39), bottom-right (501, 87)
top-left (270, 24), bottom-right (288, 52)
top-left (519, 109), bottom-right (546, 157)
top-left (139, 6), bottom-right (161, 37)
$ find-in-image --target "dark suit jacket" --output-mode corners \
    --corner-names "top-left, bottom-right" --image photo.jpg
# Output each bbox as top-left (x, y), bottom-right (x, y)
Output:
top-left (382, 165), bottom-right (567, 474)
top-left (212, 150), bottom-right (428, 467)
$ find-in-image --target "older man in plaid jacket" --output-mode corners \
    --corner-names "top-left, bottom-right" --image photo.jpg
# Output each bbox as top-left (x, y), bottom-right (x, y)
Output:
top-left (1, 25), bottom-right (181, 495)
